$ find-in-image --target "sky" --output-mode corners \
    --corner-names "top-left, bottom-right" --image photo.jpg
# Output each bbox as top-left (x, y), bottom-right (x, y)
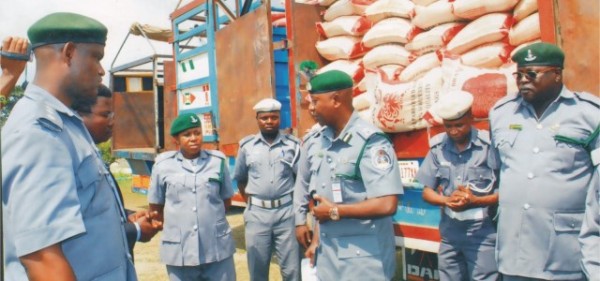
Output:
top-left (0, 0), bottom-right (183, 85)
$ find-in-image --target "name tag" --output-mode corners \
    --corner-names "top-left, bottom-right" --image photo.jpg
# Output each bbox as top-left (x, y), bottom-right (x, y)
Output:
top-left (332, 179), bottom-right (343, 203)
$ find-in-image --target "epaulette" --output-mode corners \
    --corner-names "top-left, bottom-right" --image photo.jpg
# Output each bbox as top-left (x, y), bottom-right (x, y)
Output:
top-left (284, 133), bottom-right (300, 144)
top-left (205, 149), bottom-right (225, 160)
top-left (155, 151), bottom-right (177, 163)
top-left (477, 130), bottom-right (491, 145)
top-left (356, 127), bottom-right (377, 140)
top-left (239, 135), bottom-right (256, 148)
top-left (491, 94), bottom-right (519, 111)
top-left (33, 101), bottom-right (63, 132)
top-left (429, 132), bottom-right (446, 148)
top-left (302, 129), bottom-right (319, 143)
top-left (574, 92), bottom-right (600, 108)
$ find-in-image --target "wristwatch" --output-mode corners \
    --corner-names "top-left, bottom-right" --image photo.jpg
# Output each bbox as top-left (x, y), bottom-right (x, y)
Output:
top-left (329, 206), bottom-right (340, 221)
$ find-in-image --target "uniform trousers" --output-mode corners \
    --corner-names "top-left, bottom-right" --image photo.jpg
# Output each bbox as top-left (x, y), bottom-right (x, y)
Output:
top-left (244, 201), bottom-right (300, 281)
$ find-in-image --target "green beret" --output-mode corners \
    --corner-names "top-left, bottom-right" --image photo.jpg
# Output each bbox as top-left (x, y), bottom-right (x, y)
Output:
top-left (512, 42), bottom-right (564, 68)
top-left (28, 12), bottom-right (108, 49)
top-left (170, 113), bottom-right (202, 136)
top-left (307, 70), bottom-right (353, 94)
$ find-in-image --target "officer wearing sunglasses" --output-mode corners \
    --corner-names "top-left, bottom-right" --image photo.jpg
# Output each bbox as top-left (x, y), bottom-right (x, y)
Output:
top-left (489, 42), bottom-right (600, 281)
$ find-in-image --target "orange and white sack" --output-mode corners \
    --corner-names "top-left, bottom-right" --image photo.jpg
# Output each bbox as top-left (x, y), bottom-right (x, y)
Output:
top-left (405, 22), bottom-right (466, 55)
top-left (508, 12), bottom-right (540, 46)
top-left (460, 42), bottom-right (514, 68)
top-left (412, 1), bottom-right (462, 30)
top-left (441, 59), bottom-right (517, 118)
top-left (318, 0), bottom-right (338, 7)
top-left (316, 36), bottom-right (370, 61)
top-left (372, 67), bottom-right (444, 132)
top-left (324, 0), bottom-right (358, 21)
top-left (353, 84), bottom-right (374, 110)
top-left (400, 52), bottom-right (442, 82)
top-left (446, 13), bottom-right (512, 55)
top-left (412, 0), bottom-right (439, 6)
top-left (316, 16), bottom-right (373, 38)
top-left (510, 39), bottom-right (541, 58)
top-left (367, 64), bottom-right (405, 85)
top-left (363, 43), bottom-right (413, 69)
top-left (318, 59), bottom-right (365, 83)
top-left (365, 0), bottom-right (415, 23)
top-left (362, 18), bottom-right (421, 48)
top-left (513, 0), bottom-right (537, 22)
top-left (451, 0), bottom-right (519, 20)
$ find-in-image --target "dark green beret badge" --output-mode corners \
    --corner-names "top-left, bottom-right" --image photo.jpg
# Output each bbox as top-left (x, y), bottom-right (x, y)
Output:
top-left (511, 42), bottom-right (565, 68)
top-left (170, 113), bottom-right (202, 136)
top-left (28, 12), bottom-right (108, 49)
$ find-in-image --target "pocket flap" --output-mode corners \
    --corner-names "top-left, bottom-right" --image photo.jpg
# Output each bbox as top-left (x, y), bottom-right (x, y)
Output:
top-left (216, 220), bottom-right (232, 237)
top-left (336, 235), bottom-right (380, 259)
top-left (162, 227), bottom-right (181, 243)
top-left (553, 212), bottom-right (583, 232)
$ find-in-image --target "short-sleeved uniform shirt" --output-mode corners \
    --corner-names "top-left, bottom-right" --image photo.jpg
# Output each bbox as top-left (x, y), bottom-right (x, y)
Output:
top-left (2, 84), bottom-right (136, 281)
top-left (294, 125), bottom-right (322, 226)
top-left (489, 86), bottom-right (600, 280)
top-left (148, 150), bottom-right (236, 266)
top-left (311, 112), bottom-right (404, 280)
top-left (233, 132), bottom-right (299, 199)
top-left (416, 128), bottom-right (498, 231)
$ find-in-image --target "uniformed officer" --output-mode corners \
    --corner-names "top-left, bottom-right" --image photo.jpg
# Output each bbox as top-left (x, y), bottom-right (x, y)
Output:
top-left (74, 84), bottom-right (160, 258)
top-left (579, 166), bottom-right (600, 279)
top-left (2, 13), bottom-right (138, 281)
top-left (304, 70), bottom-right (404, 280)
top-left (233, 98), bottom-right (301, 281)
top-left (416, 90), bottom-right (499, 281)
top-left (148, 113), bottom-right (236, 281)
top-left (490, 42), bottom-right (600, 280)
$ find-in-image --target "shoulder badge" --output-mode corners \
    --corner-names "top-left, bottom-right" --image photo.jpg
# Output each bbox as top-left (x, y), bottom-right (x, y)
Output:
top-left (429, 132), bottom-right (446, 148)
top-left (155, 151), bottom-right (177, 163)
top-left (284, 133), bottom-right (300, 144)
top-left (370, 145), bottom-right (394, 171)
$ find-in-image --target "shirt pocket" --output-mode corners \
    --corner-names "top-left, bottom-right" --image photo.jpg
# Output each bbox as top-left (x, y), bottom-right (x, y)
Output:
top-left (77, 156), bottom-right (108, 216)
top-left (248, 153), bottom-right (263, 179)
top-left (277, 148), bottom-right (296, 177)
top-left (544, 211), bottom-right (584, 272)
top-left (466, 167), bottom-right (495, 195)
top-left (164, 175), bottom-right (185, 204)
top-left (493, 129), bottom-right (519, 156)
top-left (552, 128), bottom-right (589, 172)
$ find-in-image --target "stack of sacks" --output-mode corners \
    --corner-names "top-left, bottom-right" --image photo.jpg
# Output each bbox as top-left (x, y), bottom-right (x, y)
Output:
top-left (311, 0), bottom-right (541, 132)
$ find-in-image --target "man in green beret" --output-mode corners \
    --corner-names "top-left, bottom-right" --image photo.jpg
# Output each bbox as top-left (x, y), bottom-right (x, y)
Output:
top-left (303, 70), bottom-right (404, 280)
top-left (2, 12), bottom-right (138, 281)
top-left (148, 113), bottom-right (237, 281)
top-left (490, 42), bottom-right (600, 280)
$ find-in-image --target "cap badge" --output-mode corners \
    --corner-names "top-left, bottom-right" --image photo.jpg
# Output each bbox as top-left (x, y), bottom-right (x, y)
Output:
top-left (524, 49), bottom-right (537, 62)
top-left (190, 115), bottom-right (199, 123)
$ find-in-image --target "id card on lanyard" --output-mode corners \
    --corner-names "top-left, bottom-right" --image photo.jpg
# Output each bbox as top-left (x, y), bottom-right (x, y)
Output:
top-left (332, 177), bottom-right (343, 203)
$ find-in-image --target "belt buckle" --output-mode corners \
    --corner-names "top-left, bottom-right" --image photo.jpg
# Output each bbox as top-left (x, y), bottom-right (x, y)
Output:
top-left (273, 199), bottom-right (281, 208)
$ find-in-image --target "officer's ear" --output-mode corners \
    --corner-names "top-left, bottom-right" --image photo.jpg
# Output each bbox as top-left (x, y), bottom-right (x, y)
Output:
top-left (61, 42), bottom-right (76, 66)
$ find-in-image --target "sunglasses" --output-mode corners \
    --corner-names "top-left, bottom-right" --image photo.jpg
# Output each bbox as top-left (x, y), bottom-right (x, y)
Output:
top-left (512, 68), bottom-right (560, 81)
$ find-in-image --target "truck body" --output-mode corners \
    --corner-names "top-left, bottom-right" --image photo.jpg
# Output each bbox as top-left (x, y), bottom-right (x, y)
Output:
top-left (111, 0), bottom-right (598, 279)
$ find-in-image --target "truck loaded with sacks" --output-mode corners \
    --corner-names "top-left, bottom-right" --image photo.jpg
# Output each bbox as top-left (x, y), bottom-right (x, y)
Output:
top-left (110, 0), bottom-right (598, 279)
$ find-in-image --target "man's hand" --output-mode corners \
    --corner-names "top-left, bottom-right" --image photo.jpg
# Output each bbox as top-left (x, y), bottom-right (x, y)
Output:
top-left (1, 36), bottom-right (29, 96)
top-left (135, 215), bottom-right (159, 242)
top-left (305, 240), bottom-right (318, 267)
top-left (295, 225), bottom-right (312, 248)
top-left (312, 195), bottom-right (336, 222)
top-left (445, 186), bottom-right (474, 211)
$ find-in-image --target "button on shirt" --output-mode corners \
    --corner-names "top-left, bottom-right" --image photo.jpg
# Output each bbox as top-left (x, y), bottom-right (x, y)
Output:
top-left (489, 86), bottom-right (600, 280)
top-left (233, 133), bottom-right (299, 199)
top-left (311, 112), bottom-right (403, 280)
top-left (2, 84), bottom-right (136, 281)
top-left (148, 150), bottom-right (236, 266)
